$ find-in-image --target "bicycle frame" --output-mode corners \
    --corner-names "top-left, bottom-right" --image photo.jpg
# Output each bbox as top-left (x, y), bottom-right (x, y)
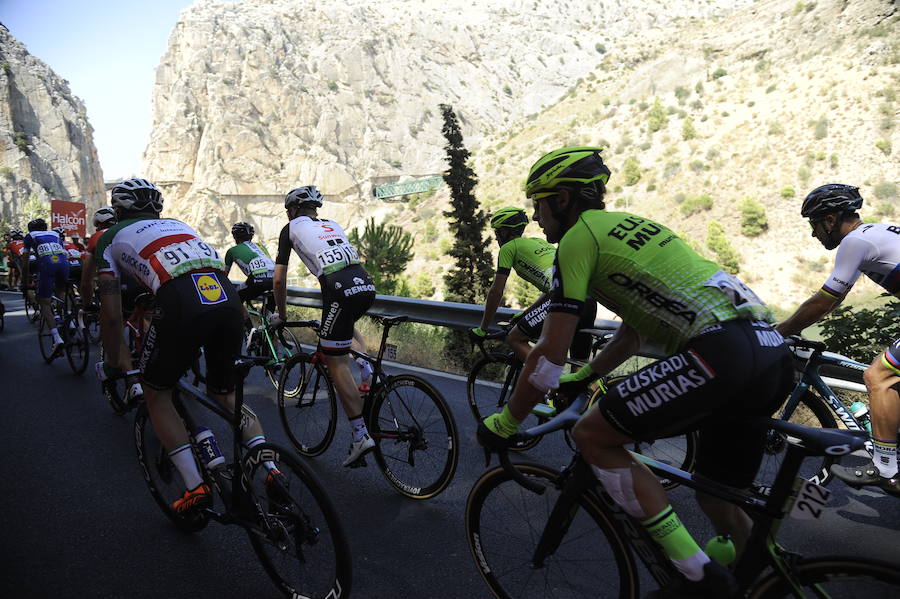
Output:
top-left (782, 345), bottom-right (872, 463)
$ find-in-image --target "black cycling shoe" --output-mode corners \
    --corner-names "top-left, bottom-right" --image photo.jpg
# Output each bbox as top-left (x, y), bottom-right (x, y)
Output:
top-left (645, 561), bottom-right (740, 599)
top-left (831, 461), bottom-right (900, 496)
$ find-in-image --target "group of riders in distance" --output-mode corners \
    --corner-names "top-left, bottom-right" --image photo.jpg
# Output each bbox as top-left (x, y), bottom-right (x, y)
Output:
top-left (4, 145), bottom-right (898, 598)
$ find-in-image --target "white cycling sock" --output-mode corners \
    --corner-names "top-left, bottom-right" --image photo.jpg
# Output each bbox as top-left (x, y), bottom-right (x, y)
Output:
top-left (168, 443), bottom-right (204, 489)
top-left (349, 416), bottom-right (368, 441)
top-left (873, 438), bottom-right (898, 478)
top-left (244, 434), bottom-right (277, 471)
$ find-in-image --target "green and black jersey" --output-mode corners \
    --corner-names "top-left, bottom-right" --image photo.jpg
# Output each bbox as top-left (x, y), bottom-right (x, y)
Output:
top-left (549, 210), bottom-right (773, 354)
top-left (497, 237), bottom-right (555, 293)
top-left (224, 241), bottom-right (275, 279)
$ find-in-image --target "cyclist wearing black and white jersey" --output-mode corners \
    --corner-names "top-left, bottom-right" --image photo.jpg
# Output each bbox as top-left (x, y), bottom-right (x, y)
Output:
top-left (95, 178), bottom-right (278, 514)
top-left (272, 185), bottom-right (377, 466)
top-left (477, 147), bottom-right (794, 599)
top-left (777, 184), bottom-right (900, 495)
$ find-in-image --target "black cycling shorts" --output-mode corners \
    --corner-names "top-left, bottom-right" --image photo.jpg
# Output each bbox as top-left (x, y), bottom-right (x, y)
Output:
top-left (596, 319), bottom-right (795, 488)
top-left (238, 275), bottom-right (273, 303)
top-left (318, 265), bottom-right (375, 355)
top-left (139, 271), bottom-right (243, 394)
top-left (517, 297), bottom-right (597, 360)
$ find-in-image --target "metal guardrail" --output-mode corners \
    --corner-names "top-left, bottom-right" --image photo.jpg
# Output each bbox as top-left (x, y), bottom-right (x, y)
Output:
top-left (285, 286), bottom-right (666, 359)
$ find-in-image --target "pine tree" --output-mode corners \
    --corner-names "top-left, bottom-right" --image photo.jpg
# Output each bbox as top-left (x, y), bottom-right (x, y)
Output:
top-left (439, 103), bottom-right (493, 304)
top-left (439, 103), bottom-right (494, 367)
top-left (349, 217), bottom-right (414, 294)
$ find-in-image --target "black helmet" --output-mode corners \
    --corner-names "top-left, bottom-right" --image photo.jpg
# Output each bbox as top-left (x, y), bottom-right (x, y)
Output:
top-left (10, 229), bottom-right (24, 240)
top-left (110, 178), bottom-right (164, 213)
top-left (52, 227), bottom-right (66, 238)
top-left (27, 218), bottom-right (47, 232)
top-left (801, 184), bottom-right (863, 219)
top-left (284, 186), bottom-right (324, 209)
top-left (231, 221), bottom-right (254, 239)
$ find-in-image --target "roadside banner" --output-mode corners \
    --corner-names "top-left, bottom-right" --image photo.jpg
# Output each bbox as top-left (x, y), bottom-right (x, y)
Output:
top-left (50, 200), bottom-right (87, 238)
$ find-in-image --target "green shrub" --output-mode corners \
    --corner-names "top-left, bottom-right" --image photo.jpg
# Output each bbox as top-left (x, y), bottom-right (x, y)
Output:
top-left (740, 198), bottom-right (768, 236)
top-left (681, 194), bottom-right (714, 217)
top-left (327, 81), bottom-right (338, 91)
top-left (0, 166), bottom-right (12, 179)
top-left (813, 117), bottom-right (829, 139)
top-left (876, 139), bottom-right (892, 155)
top-left (707, 221), bottom-right (740, 274)
top-left (623, 157), bottom-right (642, 186)
top-left (674, 86), bottom-right (690, 102)
top-left (689, 160), bottom-right (705, 172)
top-left (673, 193), bottom-right (687, 204)
top-left (12, 131), bottom-right (28, 153)
top-left (695, 81), bottom-right (704, 95)
top-left (681, 118), bottom-right (697, 140)
top-left (829, 154), bottom-right (839, 168)
top-left (874, 181), bottom-right (898, 200)
top-left (712, 68), bottom-right (727, 80)
top-left (877, 202), bottom-right (896, 218)
top-left (766, 84), bottom-right (777, 93)
top-left (502, 85), bottom-right (512, 96)
top-left (595, 43), bottom-right (606, 54)
top-left (768, 122), bottom-right (784, 136)
top-left (820, 299), bottom-right (900, 362)
top-left (781, 186), bottom-right (796, 198)
top-left (1, 61), bottom-right (10, 74)
top-left (647, 98), bottom-right (668, 132)
top-left (798, 166), bottom-right (811, 182)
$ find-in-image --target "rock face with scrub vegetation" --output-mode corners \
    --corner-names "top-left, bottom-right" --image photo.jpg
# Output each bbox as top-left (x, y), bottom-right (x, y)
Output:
top-left (0, 26), bottom-right (105, 225)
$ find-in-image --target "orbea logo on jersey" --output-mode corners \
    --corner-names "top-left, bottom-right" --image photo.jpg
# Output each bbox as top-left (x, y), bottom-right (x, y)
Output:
top-left (191, 272), bottom-right (227, 305)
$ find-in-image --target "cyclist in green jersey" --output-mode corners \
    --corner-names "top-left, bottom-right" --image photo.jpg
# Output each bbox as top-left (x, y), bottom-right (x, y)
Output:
top-left (477, 147), bottom-right (794, 599)
top-left (471, 206), bottom-right (597, 362)
top-left (224, 221), bottom-right (276, 326)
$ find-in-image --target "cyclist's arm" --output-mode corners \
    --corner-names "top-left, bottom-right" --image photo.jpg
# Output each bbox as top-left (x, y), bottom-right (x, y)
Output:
top-left (273, 224), bottom-right (293, 320)
top-left (223, 247), bottom-right (235, 276)
top-left (775, 291), bottom-right (840, 337)
top-left (478, 273), bottom-right (508, 330)
top-left (79, 253), bottom-right (95, 306)
top-left (97, 273), bottom-right (125, 369)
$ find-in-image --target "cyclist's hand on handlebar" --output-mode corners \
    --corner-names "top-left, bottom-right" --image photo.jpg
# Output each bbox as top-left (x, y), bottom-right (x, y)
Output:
top-left (469, 327), bottom-right (488, 342)
top-left (557, 364), bottom-right (601, 398)
top-left (268, 314), bottom-right (285, 328)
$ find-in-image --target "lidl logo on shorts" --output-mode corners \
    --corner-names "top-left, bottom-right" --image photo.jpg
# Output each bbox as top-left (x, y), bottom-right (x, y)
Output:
top-left (50, 255), bottom-right (60, 263)
top-left (191, 272), bottom-right (227, 305)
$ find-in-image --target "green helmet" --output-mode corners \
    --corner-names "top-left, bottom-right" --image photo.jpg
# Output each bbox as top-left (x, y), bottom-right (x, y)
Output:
top-left (524, 147), bottom-right (611, 198)
top-left (490, 207), bottom-right (528, 229)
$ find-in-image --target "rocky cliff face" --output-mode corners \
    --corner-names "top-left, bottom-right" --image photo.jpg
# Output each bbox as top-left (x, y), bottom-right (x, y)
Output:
top-left (0, 26), bottom-right (105, 225)
top-left (143, 0), bottom-right (753, 246)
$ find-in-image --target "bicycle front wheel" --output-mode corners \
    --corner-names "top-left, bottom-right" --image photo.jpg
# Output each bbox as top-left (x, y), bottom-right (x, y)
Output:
top-left (754, 391), bottom-right (837, 493)
top-left (133, 402), bottom-right (209, 533)
top-left (267, 327), bottom-right (302, 397)
top-left (278, 353), bottom-right (337, 457)
top-left (467, 352), bottom-right (541, 451)
top-left (64, 313), bottom-right (90, 375)
top-left (750, 556), bottom-right (900, 598)
top-left (244, 443), bottom-right (352, 599)
top-left (370, 375), bottom-right (459, 499)
top-left (466, 461), bottom-right (639, 599)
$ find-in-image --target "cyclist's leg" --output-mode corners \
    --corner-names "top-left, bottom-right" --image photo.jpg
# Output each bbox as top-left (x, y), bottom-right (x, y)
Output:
top-left (509, 297), bottom-right (549, 362)
top-left (36, 263), bottom-right (62, 343)
top-left (865, 344), bottom-right (900, 478)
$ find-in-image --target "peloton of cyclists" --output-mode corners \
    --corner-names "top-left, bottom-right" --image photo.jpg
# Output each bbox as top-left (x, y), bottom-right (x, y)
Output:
top-left (93, 178), bottom-right (281, 514)
top-left (271, 185), bottom-right (378, 466)
top-left (776, 184), bottom-right (900, 495)
top-left (477, 147), bottom-right (794, 599)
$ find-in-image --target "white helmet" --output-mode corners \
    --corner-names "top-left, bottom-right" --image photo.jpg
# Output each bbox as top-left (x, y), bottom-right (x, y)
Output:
top-left (93, 207), bottom-right (118, 229)
top-left (284, 186), bottom-right (324, 208)
top-left (110, 178), bottom-right (164, 213)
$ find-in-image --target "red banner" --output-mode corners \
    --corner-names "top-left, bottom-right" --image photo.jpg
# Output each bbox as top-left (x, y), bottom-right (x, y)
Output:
top-left (51, 200), bottom-right (87, 239)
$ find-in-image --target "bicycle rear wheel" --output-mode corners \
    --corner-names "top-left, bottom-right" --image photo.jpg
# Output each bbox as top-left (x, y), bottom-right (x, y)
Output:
top-left (751, 557), bottom-right (900, 598)
top-left (244, 443), bottom-right (352, 599)
top-left (133, 402), bottom-right (209, 532)
top-left (64, 312), bottom-right (90, 375)
top-left (278, 353), bottom-right (337, 457)
top-left (754, 391), bottom-right (837, 494)
top-left (369, 374), bottom-right (459, 499)
top-left (467, 352), bottom-right (541, 451)
top-left (465, 461), bottom-right (640, 599)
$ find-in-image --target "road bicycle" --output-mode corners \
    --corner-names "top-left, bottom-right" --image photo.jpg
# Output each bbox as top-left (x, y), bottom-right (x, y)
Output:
top-left (36, 281), bottom-right (90, 375)
top-left (467, 326), bottom-right (696, 482)
top-left (244, 290), bottom-right (302, 397)
top-left (466, 392), bottom-right (900, 598)
top-left (133, 354), bottom-right (351, 599)
top-left (753, 337), bottom-right (874, 494)
top-left (276, 314), bottom-right (460, 500)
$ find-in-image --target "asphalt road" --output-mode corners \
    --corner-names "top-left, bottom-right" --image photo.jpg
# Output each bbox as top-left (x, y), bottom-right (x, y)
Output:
top-left (1, 290), bottom-right (898, 598)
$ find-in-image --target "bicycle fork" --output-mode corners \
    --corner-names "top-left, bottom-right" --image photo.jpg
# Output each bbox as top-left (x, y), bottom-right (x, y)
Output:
top-left (531, 460), bottom-right (593, 568)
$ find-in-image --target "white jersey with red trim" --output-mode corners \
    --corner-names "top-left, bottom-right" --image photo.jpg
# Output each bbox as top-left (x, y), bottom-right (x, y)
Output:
top-left (93, 217), bottom-right (225, 293)
top-left (281, 216), bottom-right (361, 279)
top-left (820, 222), bottom-right (900, 299)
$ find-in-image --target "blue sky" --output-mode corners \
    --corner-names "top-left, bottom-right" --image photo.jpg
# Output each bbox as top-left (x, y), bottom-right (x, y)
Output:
top-left (1, 0), bottom-right (217, 180)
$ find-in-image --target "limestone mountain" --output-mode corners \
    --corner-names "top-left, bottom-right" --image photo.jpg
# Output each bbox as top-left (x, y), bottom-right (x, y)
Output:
top-left (143, 0), bottom-right (754, 249)
top-left (0, 25), bottom-right (105, 226)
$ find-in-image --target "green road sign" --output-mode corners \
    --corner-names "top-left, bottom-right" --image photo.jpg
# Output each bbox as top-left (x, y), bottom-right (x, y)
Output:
top-left (373, 176), bottom-right (444, 199)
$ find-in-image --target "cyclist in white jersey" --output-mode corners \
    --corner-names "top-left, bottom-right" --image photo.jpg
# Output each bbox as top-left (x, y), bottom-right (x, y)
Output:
top-left (95, 178), bottom-right (280, 513)
top-left (272, 185), bottom-right (378, 466)
top-left (777, 184), bottom-right (900, 495)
